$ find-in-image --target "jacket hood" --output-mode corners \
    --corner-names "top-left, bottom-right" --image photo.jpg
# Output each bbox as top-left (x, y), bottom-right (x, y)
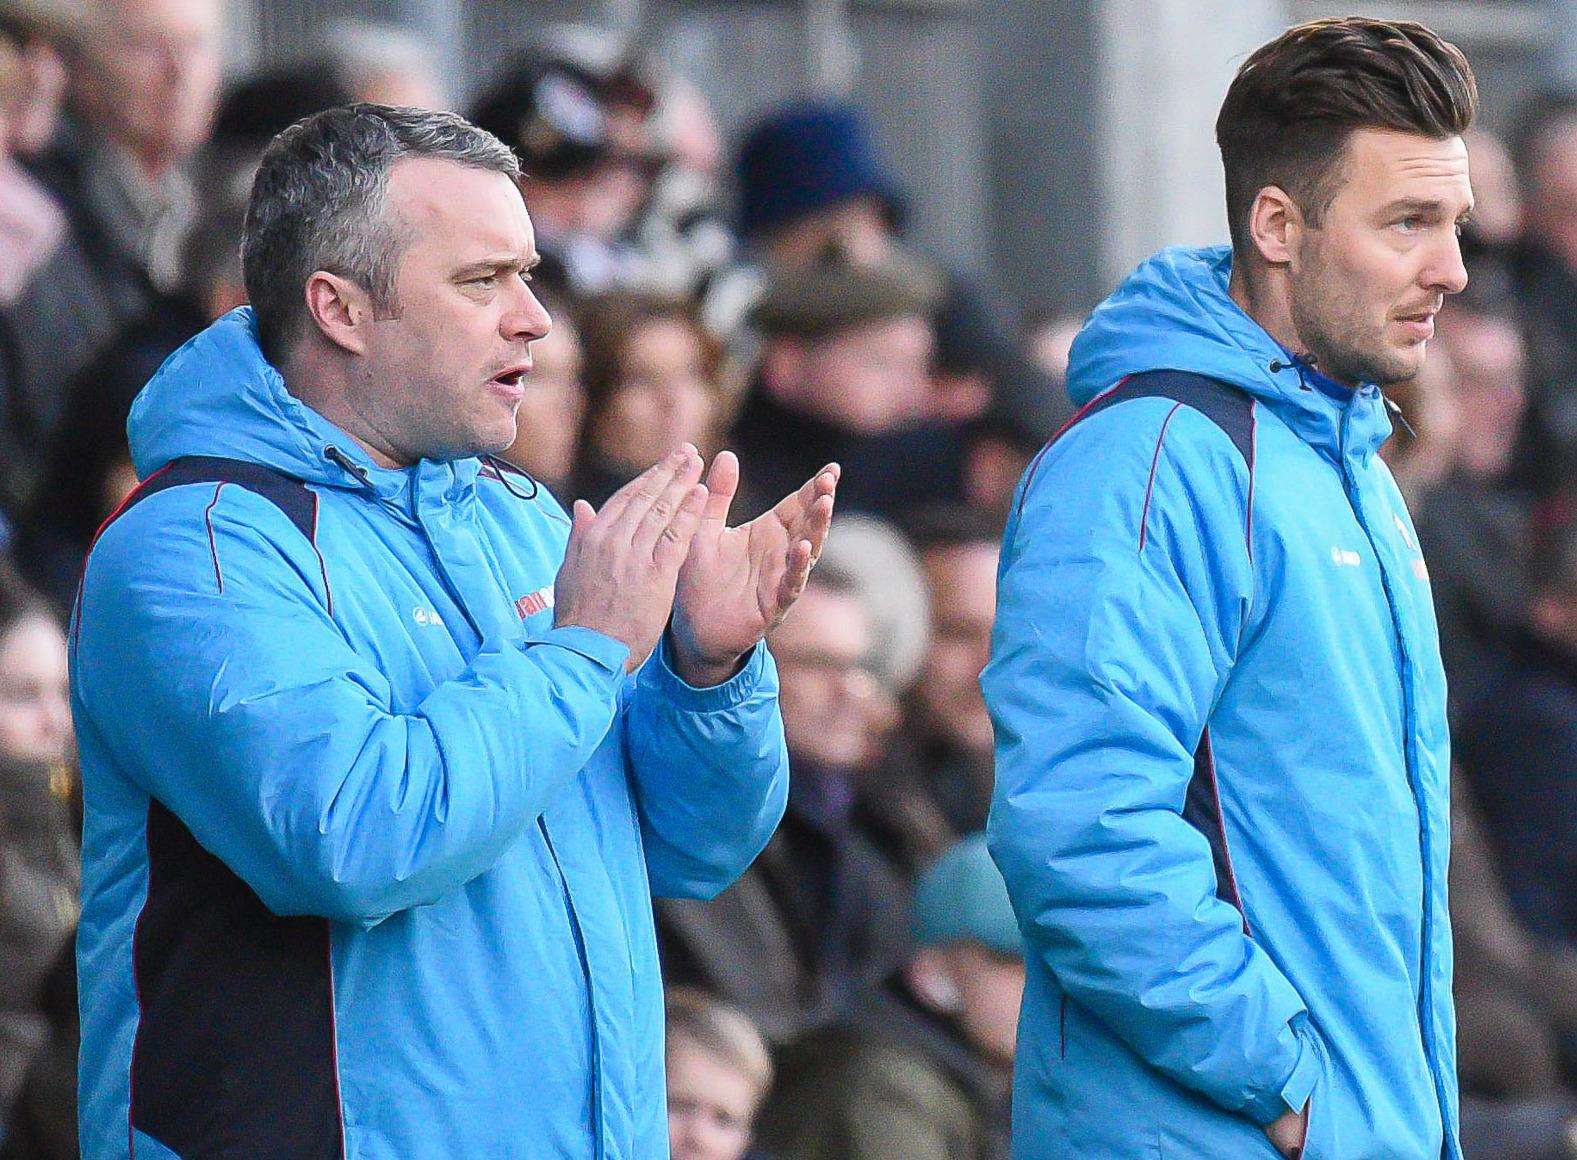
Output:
top-left (1066, 245), bottom-right (1392, 463)
top-left (128, 307), bottom-right (481, 502)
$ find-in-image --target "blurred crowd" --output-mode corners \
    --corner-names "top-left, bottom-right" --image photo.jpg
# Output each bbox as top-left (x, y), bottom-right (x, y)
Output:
top-left (0, 0), bottom-right (1573, 1156)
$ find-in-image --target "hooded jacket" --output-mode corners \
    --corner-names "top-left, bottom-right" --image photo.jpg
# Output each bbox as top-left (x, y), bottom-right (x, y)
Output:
top-left (984, 246), bottom-right (1456, 1158)
top-left (71, 308), bottom-right (789, 1158)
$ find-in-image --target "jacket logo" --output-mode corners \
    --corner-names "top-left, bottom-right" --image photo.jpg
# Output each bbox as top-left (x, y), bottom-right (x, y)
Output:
top-left (412, 606), bottom-right (441, 626)
top-left (1330, 547), bottom-right (1362, 568)
top-left (515, 586), bottom-right (555, 619)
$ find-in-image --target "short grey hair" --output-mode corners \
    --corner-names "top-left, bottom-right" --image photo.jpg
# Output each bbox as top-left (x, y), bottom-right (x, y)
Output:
top-left (242, 103), bottom-right (521, 363)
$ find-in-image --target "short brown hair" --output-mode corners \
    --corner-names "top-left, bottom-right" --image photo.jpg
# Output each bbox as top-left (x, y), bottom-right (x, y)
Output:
top-left (664, 988), bottom-right (773, 1095)
top-left (1216, 17), bottom-right (1477, 255)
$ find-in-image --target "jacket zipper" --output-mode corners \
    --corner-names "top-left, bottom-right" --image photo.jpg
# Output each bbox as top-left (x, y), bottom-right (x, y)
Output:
top-left (538, 817), bottom-right (606, 1158)
top-left (1337, 401), bottom-right (1454, 1157)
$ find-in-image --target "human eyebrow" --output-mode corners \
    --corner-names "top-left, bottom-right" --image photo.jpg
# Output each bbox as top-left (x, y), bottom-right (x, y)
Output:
top-left (1380, 198), bottom-right (1448, 219)
top-left (453, 254), bottom-right (541, 281)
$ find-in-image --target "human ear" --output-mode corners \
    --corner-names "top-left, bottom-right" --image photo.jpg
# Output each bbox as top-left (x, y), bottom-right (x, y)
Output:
top-left (1247, 186), bottom-right (1303, 267)
top-left (304, 271), bottom-right (372, 357)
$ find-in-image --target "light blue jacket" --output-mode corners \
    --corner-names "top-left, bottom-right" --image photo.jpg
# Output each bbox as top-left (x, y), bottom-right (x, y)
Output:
top-left (72, 308), bottom-right (789, 1158)
top-left (985, 246), bottom-right (1457, 1158)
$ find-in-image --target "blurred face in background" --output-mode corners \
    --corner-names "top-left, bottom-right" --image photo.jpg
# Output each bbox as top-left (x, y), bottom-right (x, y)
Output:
top-left (1522, 115), bottom-right (1577, 272)
top-left (770, 582), bottom-right (880, 771)
top-left (909, 942), bottom-right (1025, 1071)
top-left (666, 1039), bottom-right (762, 1160)
top-left (1434, 306), bottom-right (1525, 479)
top-left (1462, 129), bottom-right (1521, 248)
top-left (1, 24), bottom-right (69, 158)
top-left (915, 541), bottom-right (999, 757)
top-left (73, 0), bottom-right (222, 174)
top-left (589, 316), bottom-right (719, 469)
top-left (0, 612), bottom-right (72, 773)
top-left (765, 314), bottom-right (934, 436)
top-left (506, 309), bottom-right (585, 488)
top-left (1277, 128), bottom-right (1472, 387)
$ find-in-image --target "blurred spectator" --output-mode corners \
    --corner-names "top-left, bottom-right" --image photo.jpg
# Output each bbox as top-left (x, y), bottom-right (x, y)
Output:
top-left (36, 0), bottom-right (222, 311)
top-left (325, 20), bottom-right (445, 111)
top-left (1463, 128), bottom-right (1523, 252)
top-left (897, 506), bottom-right (1001, 839)
top-left (500, 287), bottom-right (586, 500)
top-left (204, 59), bottom-right (357, 203)
top-left (1379, 338), bottom-right (1461, 506)
top-left (666, 988), bottom-right (776, 1160)
top-left (958, 404), bottom-right (1052, 524)
top-left (732, 250), bottom-right (948, 519)
top-left (1450, 768), bottom-right (1577, 1158)
top-left (657, 565), bottom-right (911, 1043)
top-left (13, 181), bottom-right (247, 610)
top-left (1458, 508), bottom-right (1577, 955)
top-left (711, 99), bottom-right (1063, 453)
top-left (1509, 91), bottom-right (1577, 499)
top-left (471, 46), bottom-right (656, 297)
top-left (0, 21), bottom-right (111, 519)
top-left (1415, 288), bottom-right (1536, 709)
top-left (756, 834), bottom-right (1019, 1160)
top-left (0, 562), bottom-right (77, 1120)
top-left (1024, 309), bottom-right (1084, 385)
top-left (0, 0), bottom-right (77, 160)
top-left (631, 70), bottom-right (735, 300)
top-left (574, 292), bottom-right (728, 506)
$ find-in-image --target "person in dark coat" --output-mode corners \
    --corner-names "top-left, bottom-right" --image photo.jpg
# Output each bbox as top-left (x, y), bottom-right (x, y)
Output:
top-left (756, 834), bottom-right (1019, 1160)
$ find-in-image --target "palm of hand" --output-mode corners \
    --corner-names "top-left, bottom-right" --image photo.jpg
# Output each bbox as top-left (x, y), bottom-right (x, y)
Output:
top-left (671, 453), bottom-right (838, 671)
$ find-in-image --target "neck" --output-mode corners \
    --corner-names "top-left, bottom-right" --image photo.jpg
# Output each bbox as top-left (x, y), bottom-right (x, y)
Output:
top-left (283, 346), bottom-right (406, 469)
top-left (1227, 259), bottom-right (1353, 388)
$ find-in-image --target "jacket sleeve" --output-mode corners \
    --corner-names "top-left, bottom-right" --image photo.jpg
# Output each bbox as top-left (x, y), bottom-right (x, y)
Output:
top-left (983, 401), bottom-right (1319, 1126)
top-left (71, 484), bottom-right (630, 924)
top-left (625, 634), bottom-right (789, 900)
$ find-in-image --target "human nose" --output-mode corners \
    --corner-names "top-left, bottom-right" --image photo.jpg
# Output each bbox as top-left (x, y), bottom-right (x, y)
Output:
top-left (1427, 231), bottom-right (1469, 297)
top-left (502, 281), bottom-right (552, 344)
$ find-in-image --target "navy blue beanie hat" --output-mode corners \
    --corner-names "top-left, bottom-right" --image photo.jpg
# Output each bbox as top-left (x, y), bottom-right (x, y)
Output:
top-left (736, 99), bottom-right (905, 239)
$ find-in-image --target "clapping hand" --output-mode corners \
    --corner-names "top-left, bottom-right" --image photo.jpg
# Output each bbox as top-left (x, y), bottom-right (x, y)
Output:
top-left (553, 446), bottom-right (709, 672)
top-left (668, 452), bottom-right (840, 686)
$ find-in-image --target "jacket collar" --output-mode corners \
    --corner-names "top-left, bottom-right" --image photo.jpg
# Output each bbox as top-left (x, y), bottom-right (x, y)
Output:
top-left (1066, 245), bottom-right (1393, 467)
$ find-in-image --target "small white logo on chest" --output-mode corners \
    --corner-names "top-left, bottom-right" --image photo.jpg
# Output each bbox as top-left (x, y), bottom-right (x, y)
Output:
top-left (1330, 547), bottom-right (1362, 568)
top-left (412, 606), bottom-right (441, 626)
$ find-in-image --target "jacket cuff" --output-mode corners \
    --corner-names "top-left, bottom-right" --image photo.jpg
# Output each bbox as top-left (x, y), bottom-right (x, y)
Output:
top-left (650, 635), bottom-right (771, 711)
top-left (1241, 1020), bottom-right (1322, 1127)
top-left (526, 625), bottom-right (631, 674)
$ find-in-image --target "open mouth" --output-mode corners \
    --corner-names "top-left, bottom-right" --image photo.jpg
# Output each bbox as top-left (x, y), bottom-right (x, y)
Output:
top-left (490, 365), bottom-right (531, 389)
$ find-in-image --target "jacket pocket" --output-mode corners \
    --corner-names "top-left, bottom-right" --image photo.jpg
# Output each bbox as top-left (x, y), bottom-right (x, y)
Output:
top-left (1296, 1023), bottom-right (1335, 1160)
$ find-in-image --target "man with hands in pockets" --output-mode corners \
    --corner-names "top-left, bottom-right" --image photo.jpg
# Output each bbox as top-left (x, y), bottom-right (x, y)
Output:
top-left (71, 103), bottom-right (835, 1159)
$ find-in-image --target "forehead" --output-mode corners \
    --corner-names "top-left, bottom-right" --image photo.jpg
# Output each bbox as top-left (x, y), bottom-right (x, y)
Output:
top-left (385, 156), bottom-right (533, 261)
top-left (1336, 128), bottom-right (1473, 211)
top-left (771, 585), bottom-right (870, 654)
top-left (104, 0), bottom-right (219, 38)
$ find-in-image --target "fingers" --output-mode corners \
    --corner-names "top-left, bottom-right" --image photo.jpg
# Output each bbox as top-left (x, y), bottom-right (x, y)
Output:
top-left (599, 444), bottom-right (695, 527)
top-left (701, 450), bottom-right (740, 526)
top-left (802, 491), bottom-right (835, 567)
top-left (654, 484), bottom-right (709, 569)
top-left (633, 448), bottom-right (705, 552)
top-left (773, 462), bottom-right (840, 525)
top-left (566, 498), bottom-right (595, 551)
top-left (774, 537), bottom-right (816, 616)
